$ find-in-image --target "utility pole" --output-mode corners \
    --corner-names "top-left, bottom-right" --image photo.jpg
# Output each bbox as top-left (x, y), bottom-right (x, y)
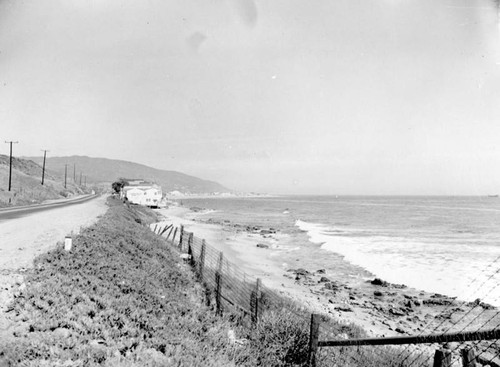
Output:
top-left (79, 172), bottom-right (82, 186)
top-left (40, 149), bottom-right (49, 185)
top-left (73, 164), bottom-right (76, 182)
top-left (4, 141), bottom-right (18, 191)
top-left (64, 164), bottom-right (67, 189)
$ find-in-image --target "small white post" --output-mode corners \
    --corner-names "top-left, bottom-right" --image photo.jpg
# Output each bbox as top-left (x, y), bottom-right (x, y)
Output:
top-left (64, 236), bottom-right (72, 252)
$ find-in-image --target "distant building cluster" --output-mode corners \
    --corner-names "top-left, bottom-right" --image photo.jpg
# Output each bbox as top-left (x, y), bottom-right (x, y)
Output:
top-left (119, 179), bottom-right (162, 208)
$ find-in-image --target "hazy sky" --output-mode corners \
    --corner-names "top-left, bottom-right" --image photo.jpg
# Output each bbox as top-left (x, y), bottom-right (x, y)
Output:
top-left (1, 0), bottom-right (500, 194)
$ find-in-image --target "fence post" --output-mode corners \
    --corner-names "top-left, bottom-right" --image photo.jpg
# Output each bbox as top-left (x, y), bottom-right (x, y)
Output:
top-left (178, 225), bottom-right (184, 251)
top-left (461, 347), bottom-right (477, 367)
top-left (171, 227), bottom-right (178, 245)
top-left (433, 348), bottom-right (452, 367)
top-left (308, 314), bottom-right (320, 367)
top-left (160, 224), bottom-right (172, 236)
top-left (199, 240), bottom-right (206, 280)
top-left (215, 252), bottom-right (223, 315)
top-left (188, 233), bottom-right (194, 266)
top-left (251, 278), bottom-right (261, 324)
top-left (166, 226), bottom-right (174, 241)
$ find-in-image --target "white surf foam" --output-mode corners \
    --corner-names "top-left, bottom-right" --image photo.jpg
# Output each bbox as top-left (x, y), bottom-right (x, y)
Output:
top-left (296, 219), bottom-right (500, 306)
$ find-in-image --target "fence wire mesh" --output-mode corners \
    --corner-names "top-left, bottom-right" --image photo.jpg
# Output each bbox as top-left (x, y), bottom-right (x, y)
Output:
top-left (153, 222), bottom-right (500, 367)
top-left (154, 223), bottom-right (313, 324)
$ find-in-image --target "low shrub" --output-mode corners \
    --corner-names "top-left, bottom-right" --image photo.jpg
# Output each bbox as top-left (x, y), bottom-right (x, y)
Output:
top-left (249, 309), bottom-right (309, 366)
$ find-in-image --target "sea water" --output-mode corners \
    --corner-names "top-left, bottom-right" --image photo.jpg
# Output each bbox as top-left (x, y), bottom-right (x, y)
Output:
top-left (179, 196), bottom-right (500, 306)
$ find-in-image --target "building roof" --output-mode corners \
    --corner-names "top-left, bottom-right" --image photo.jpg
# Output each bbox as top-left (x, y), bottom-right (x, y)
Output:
top-left (122, 184), bottom-right (161, 193)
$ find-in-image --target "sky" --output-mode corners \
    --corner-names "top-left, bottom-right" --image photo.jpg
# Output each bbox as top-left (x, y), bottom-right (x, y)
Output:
top-left (1, 0), bottom-right (500, 195)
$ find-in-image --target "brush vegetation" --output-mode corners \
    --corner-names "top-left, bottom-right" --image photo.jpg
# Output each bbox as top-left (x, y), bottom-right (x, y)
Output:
top-left (0, 197), bottom-right (411, 366)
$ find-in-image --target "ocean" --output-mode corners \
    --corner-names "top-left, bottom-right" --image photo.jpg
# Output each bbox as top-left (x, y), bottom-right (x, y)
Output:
top-left (178, 196), bottom-right (500, 306)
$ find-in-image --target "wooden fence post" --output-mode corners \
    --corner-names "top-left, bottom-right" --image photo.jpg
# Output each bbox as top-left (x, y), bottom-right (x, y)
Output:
top-left (171, 227), bottom-right (178, 245)
top-left (199, 240), bottom-right (206, 281)
top-left (308, 314), bottom-right (320, 367)
top-left (159, 224), bottom-right (172, 236)
top-left (433, 348), bottom-right (452, 367)
top-left (215, 252), bottom-right (224, 315)
top-left (178, 225), bottom-right (184, 251)
top-left (461, 347), bottom-right (477, 367)
top-left (251, 278), bottom-right (261, 324)
top-left (166, 226), bottom-right (174, 241)
top-left (217, 252), bottom-right (223, 273)
top-left (188, 233), bottom-right (194, 266)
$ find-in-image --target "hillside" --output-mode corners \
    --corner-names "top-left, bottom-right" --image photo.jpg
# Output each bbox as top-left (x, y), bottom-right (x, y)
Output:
top-left (25, 156), bottom-right (230, 194)
top-left (0, 155), bottom-right (88, 207)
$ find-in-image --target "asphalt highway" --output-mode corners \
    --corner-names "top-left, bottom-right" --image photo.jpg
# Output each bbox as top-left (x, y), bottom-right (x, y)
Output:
top-left (0, 194), bottom-right (100, 221)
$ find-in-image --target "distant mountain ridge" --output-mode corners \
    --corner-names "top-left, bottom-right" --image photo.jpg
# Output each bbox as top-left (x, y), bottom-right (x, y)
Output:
top-left (24, 156), bottom-right (230, 194)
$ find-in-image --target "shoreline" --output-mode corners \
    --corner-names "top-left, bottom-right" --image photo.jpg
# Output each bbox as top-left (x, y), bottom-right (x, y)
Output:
top-left (156, 204), bottom-right (500, 338)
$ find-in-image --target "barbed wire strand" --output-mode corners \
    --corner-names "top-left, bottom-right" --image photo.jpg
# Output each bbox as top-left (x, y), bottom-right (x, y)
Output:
top-left (402, 268), bottom-right (500, 366)
top-left (396, 256), bottom-right (500, 362)
top-left (448, 309), bottom-right (500, 366)
top-left (416, 303), bottom-right (500, 367)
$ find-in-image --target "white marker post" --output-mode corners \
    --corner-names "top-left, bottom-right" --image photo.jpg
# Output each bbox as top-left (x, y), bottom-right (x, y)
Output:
top-left (64, 236), bottom-right (72, 252)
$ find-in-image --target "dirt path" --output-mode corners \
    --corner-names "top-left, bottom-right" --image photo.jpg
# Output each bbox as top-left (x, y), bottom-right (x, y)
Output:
top-left (0, 195), bottom-right (108, 338)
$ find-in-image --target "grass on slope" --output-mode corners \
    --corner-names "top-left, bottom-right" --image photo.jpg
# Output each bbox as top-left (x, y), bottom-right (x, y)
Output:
top-left (0, 197), bottom-right (249, 366)
top-left (0, 167), bottom-right (85, 208)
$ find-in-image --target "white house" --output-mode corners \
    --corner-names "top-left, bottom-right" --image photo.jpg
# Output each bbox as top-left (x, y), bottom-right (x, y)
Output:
top-left (121, 183), bottom-right (162, 208)
top-left (124, 188), bottom-right (144, 205)
top-left (142, 187), bottom-right (162, 207)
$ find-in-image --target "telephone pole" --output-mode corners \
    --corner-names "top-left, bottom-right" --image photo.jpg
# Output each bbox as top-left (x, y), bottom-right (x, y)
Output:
top-left (79, 172), bottom-right (82, 186)
top-left (4, 141), bottom-right (18, 191)
top-left (40, 149), bottom-right (49, 185)
top-left (73, 164), bottom-right (76, 182)
top-left (64, 164), bottom-right (68, 189)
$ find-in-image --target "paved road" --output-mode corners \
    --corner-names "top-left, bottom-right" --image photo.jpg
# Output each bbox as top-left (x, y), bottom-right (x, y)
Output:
top-left (0, 194), bottom-right (108, 271)
top-left (0, 194), bottom-right (99, 221)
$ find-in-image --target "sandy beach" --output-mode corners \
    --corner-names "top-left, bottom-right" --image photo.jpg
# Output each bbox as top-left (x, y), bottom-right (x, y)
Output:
top-left (156, 203), bottom-right (500, 340)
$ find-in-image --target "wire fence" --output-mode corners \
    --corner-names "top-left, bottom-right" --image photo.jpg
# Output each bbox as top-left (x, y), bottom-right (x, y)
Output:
top-left (153, 222), bottom-right (314, 326)
top-left (151, 222), bottom-right (500, 367)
